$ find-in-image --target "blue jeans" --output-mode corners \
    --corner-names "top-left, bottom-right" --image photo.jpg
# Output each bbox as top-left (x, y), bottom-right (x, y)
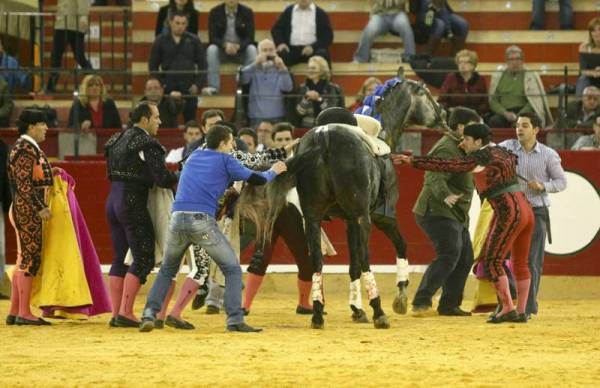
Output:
top-left (354, 12), bottom-right (415, 62)
top-left (526, 208), bottom-right (547, 316)
top-left (206, 44), bottom-right (257, 91)
top-left (412, 215), bottom-right (474, 310)
top-left (530, 0), bottom-right (573, 29)
top-left (142, 212), bottom-right (244, 326)
top-left (429, 13), bottom-right (469, 39)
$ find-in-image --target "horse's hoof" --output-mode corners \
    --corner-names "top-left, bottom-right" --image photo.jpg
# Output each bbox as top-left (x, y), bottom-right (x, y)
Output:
top-left (351, 309), bottom-right (369, 323)
top-left (392, 292), bottom-right (408, 315)
top-left (311, 314), bottom-right (324, 329)
top-left (373, 314), bottom-right (391, 329)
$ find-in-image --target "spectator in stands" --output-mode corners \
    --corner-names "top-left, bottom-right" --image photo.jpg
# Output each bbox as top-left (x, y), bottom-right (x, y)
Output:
top-left (240, 39), bottom-right (293, 127)
top-left (572, 115), bottom-right (600, 150)
top-left (238, 128), bottom-right (258, 153)
top-left (271, 122), bottom-right (295, 149)
top-left (295, 56), bottom-right (344, 128)
top-left (0, 39), bottom-right (28, 92)
top-left (149, 10), bottom-right (206, 122)
top-left (576, 17), bottom-right (600, 96)
top-left (0, 77), bottom-right (13, 127)
top-left (438, 49), bottom-right (489, 117)
top-left (530, 0), bottom-right (573, 30)
top-left (166, 120), bottom-right (203, 163)
top-left (271, 0), bottom-right (333, 67)
top-left (155, 0), bottom-right (199, 36)
top-left (348, 77), bottom-right (381, 112)
top-left (487, 45), bottom-right (553, 128)
top-left (68, 74), bottom-right (122, 130)
top-left (566, 86), bottom-right (600, 129)
top-left (204, 0), bottom-right (257, 96)
top-left (46, 0), bottom-right (93, 93)
top-left (140, 78), bottom-right (182, 128)
top-left (353, 0), bottom-right (415, 63)
top-left (415, 0), bottom-right (469, 56)
top-left (255, 120), bottom-right (274, 150)
top-left (349, 77), bottom-right (382, 112)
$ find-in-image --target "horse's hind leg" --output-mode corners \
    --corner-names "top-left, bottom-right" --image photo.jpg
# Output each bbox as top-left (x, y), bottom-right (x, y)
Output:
top-left (348, 217), bottom-right (390, 329)
top-left (372, 214), bottom-right (409, 315)
top-left (305, 216), bottom-right (325, 329)
top-left (349, 260), bottom-right (368, 323)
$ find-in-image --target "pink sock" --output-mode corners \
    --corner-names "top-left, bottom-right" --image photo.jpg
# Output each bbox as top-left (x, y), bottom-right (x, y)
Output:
top-left (169, 278), bottom-right (199, 320)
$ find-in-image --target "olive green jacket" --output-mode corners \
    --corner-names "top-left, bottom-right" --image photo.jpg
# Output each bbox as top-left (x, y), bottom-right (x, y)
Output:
top-left (412, 132), bottom-right (474, 226)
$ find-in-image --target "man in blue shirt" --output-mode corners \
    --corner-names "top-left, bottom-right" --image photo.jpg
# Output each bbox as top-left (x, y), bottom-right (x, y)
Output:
top-left (140, 124), bottom-right (286, 332)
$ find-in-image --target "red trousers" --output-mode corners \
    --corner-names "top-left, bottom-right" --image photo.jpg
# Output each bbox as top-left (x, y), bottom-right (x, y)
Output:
top-left (482, 192), bottom-right (534, 281)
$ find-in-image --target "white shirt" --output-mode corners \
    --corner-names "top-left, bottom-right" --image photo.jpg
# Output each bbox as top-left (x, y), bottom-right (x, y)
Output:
top-left (290, 3), bottom-right (317, 46)
top-left (165, 147), bottom-right (184, 163)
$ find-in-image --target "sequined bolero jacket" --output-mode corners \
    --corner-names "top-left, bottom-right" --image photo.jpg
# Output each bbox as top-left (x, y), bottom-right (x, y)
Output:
top-left (104, 126), bottom-right (177, 188)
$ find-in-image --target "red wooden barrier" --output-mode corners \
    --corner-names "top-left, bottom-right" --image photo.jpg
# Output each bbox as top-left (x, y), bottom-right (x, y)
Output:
top-left (3, 151), bottom-right (599, 275)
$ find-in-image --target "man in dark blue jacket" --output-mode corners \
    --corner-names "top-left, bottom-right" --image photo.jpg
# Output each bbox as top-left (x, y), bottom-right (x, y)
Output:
top-left (204, 0), bottom-right (257, 95)
top-left (271, 0), bottom-right (333, 67)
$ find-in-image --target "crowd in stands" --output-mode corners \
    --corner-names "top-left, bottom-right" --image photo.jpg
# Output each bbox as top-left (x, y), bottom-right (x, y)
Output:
top-left (0, 0), bottom-right (599, 152)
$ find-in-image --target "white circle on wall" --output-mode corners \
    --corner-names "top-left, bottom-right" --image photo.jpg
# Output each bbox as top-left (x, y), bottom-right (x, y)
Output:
top-left (544, 171), bottom-right (600, 256)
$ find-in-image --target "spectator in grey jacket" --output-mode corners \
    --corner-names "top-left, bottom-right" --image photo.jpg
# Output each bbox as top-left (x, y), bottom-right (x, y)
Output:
top-left (46, 0), bottom-right (93, 92)
top-left (240, 39), bottom-right (293, 127)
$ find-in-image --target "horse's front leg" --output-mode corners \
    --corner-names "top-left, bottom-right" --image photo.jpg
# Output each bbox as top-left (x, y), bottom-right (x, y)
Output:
top-left (350, 216), bottom-right (390, 329)
top-left (305, 216), bottom-right (325, 329)
top-left (372, 214), bottom-right (410, 314)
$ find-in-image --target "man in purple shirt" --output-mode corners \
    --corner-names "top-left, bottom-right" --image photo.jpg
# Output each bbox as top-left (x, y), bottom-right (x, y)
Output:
top-left (140, 124), bottom-right (286, 332)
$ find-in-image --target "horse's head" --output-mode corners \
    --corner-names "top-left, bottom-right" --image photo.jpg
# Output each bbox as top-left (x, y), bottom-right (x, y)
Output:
top-left (375, 79), bottom-right (449, 150)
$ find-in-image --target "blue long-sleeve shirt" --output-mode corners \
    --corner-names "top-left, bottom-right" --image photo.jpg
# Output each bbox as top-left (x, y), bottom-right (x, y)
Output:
top-left (172, 148), bottom-right (276, 216)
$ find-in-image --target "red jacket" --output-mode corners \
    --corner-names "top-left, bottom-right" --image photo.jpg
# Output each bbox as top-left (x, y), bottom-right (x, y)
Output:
top-left (438, 71), bottom-right (489, 116)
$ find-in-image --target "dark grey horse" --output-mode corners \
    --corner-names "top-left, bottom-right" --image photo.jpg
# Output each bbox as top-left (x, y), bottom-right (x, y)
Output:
top-left (253, 79), bottom-right (448, 329)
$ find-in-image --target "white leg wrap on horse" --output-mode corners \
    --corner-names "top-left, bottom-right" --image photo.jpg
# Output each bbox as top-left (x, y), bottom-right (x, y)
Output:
top-left (396, 258), bottom-right (409, 284)
top-left (312, 273), bottom-right (324, 304)
top-left (349, 279), bottom-right (362, 309)
top-left (362, 271), bottom-right (379, 300)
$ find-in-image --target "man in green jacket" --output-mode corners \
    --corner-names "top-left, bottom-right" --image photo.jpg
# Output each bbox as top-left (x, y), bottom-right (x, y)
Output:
top-left (411, 106), bottom-right (480, 316)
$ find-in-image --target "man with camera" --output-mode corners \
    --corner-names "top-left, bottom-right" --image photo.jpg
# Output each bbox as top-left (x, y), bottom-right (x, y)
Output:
top-left (240, 39), bottom-right (293, 127)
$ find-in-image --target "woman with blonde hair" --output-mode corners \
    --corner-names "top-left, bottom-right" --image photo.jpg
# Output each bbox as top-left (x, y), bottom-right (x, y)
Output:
top-left (438, 49), bottom-right (489, 116)
top-left (576, 17), bottom-right (600, 96)
top-left (68, 74), bottom-right (122, 130)
top-left (295, 56), bottom-right (344, 128)
top-left (349, 77), bottom-right (382, 112)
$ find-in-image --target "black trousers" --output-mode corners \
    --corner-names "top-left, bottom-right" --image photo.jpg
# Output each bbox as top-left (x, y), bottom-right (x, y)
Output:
top-left (412, 214), bottom-right (474, 311)
top-left (279, 45), bottom-right (330, 67)
top-left (47, 29), bottom-right (93, 91)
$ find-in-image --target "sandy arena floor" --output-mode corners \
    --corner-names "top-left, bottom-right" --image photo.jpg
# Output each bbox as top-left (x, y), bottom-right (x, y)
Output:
top-left (0, 274), bottom-right (599, 387)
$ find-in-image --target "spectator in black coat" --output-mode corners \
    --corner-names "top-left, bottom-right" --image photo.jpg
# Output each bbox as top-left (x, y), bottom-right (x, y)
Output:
top-left (68, 74), bottom-right (122, 130)
top-left (271, 0), bottom-right (333, 67)
top-left (140, 78), bottom-right (183, 128)
top-left (149, 11), bottom-right (206, 122)
top-left (204, 0), bottom-right (257, 95)
top-left (155, 0), bottom-right (199, 36)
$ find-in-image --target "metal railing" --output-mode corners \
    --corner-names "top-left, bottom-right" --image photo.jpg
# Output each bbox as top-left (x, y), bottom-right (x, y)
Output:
top-left (0, 10), bottom-right (131, 95)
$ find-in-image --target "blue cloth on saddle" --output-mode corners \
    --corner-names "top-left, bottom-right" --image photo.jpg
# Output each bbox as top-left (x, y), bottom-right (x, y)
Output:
top-left (353, 77), bottom-right (403, 120)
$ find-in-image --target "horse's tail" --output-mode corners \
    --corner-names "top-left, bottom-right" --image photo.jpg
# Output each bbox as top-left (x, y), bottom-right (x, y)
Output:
top-left (261, 145), bottom-right (324, 245)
